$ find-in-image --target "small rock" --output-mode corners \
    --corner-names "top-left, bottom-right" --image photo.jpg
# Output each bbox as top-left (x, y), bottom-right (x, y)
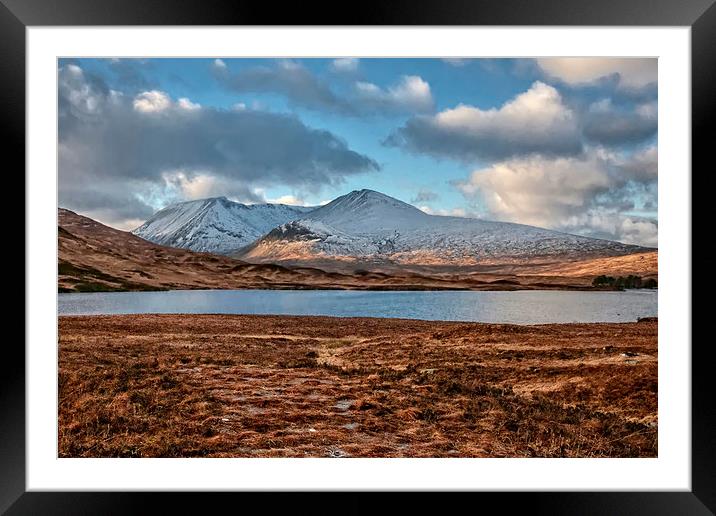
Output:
top-left (333, 399), bottom-right (353, 411)
top-left (621, 351), bottom-right (638, 357)
top-left (326, 447), bottom-right (348, 458)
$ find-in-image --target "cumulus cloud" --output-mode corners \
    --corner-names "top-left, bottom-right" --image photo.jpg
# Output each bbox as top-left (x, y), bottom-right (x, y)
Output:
top-left (157, 171), bottom-right (263, 203)
top-left (353, 76), bottom-right (434, 113)
top-left (177, 97), bottom-right (201, 111)
top-left (59, 64), bottom-right (379, 228)
top-left (213, 59), bottom-right (434, 115)
top-left (419, 206), bottom-right (480, 218)
top-left (212, 59), bottom-right (345, 112)
top-left (386, 81), bottom-right (582, 161)
top-left (454, 149), bottom-right (657, 246)
top-left (131, 90), bottom-right (202, 114)
top-left (456, 154), bottom-right (612, 228)
top-left (582, 99), bottom-right (657, 146)
top-left (59, 63), bottom-right (109, 117)
top-left (266, 194), bottom-right (314, 206)
top-left (617, 145), bottom-right (657, 183)
top-left (133, 90), bottom-right (172, 112)
top-left (559, 211), bottom-right (658, 248)
top-left (387, 79), bottom-right (657, 163)
top-left (536, 58), bottom-right (657, 89)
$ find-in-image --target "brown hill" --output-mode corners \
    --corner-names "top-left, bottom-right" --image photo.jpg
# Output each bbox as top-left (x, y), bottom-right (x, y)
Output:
top-left (58, 208), bottom-right (356, 292)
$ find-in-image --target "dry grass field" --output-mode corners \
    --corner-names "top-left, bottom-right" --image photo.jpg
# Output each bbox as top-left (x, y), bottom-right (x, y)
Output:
top-left (59, 314), bottom-right (657, 458)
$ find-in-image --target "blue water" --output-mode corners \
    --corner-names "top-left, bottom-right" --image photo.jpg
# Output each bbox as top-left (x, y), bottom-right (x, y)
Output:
top-left (57, 289), bottom-right (657, 324)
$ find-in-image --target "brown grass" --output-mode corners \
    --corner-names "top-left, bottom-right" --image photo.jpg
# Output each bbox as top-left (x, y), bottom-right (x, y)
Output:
top-left (59, 315), bottom-right (657, 458)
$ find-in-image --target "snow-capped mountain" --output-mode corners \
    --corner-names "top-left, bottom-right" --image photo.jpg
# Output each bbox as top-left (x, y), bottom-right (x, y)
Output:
top-left (133, 197), bottom-right (315, 254)
top-left (240, 189), bottom-right (648, 265)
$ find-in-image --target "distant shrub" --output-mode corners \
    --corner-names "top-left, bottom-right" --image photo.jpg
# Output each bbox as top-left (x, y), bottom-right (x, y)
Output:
top-left (592, 275), bottom-right (657, 289)
top-left (642, 278), bottom-right (658, 288)
top-left (592, 275), bottom-right (615, 287)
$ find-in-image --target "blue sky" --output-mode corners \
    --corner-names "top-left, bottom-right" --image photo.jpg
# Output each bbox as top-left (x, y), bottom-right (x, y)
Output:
top-left (58, 57), bottom-right (658, 246)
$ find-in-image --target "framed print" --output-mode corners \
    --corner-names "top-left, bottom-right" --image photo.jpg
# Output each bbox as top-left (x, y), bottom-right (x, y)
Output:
top-left (8, 0), bottom-right (715, 513)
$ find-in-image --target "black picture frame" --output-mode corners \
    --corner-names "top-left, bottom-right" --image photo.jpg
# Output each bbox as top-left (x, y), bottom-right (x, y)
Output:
top-left (7, 0), bottom-right (714, 513)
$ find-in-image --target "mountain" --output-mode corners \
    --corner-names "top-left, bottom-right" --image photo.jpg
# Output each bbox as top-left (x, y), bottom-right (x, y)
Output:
top-left (239, 189), bottom-right (650, 266)
top-left (59, 208), bottom-right (656, 292)
top-left (132, 197), bottom-right (315, 254)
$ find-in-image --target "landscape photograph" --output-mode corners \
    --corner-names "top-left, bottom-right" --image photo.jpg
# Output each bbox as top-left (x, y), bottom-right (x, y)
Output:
top-left (58, 57), bottom-right (658, 458)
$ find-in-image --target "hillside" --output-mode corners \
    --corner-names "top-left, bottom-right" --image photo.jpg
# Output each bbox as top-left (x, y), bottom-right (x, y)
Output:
top-left (58, 208), bottom-right (346, 292)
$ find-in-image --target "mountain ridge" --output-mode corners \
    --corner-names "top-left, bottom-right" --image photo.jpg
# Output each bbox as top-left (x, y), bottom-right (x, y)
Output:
top-left (239, 189), bottom-right (650, 265)
top-left (132, 197), bottom-right (315, 254)
top-left (131, 189), bottom-right (652, 266)
top-left (58, 208), bottom-right (657, 292)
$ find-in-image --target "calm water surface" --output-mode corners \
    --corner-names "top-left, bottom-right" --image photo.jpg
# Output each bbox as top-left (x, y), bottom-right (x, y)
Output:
top-left (58, 289), bottom-right (657, 324)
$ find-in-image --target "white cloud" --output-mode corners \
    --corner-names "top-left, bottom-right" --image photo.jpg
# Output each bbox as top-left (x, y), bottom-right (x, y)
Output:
top-left (434, 81), bottom-right (573, 133)
top-left (59, 64), bottom-right (379, 227)
top-left (455, 150), bottom-right (658, 246)
top-left (215, 61), bottom-right (433, 115)
top-left (59, 64), bottom-right (106, 116)
top-left (331, 58), bottom-right (359, 72)
top-left (133, 92), bottom-right (200, 113)
top-left (162, 171), bottom-right (221, 200)
top-left (213, 58), bottom-right (227, 69)
top-left (618, 217), bottom-right (658, 247)
top-left (457, 154), bottom-right (612, 228)
top-left (581, 98), bottom-right (657, 146)
top-left (354, 75), bottom-right (434, 113)
top-left (267, 194), bottom-right (310, 206)
top-left (111, 218), bottom-right (146, 231)
top-left (133, 90), bottom-right (172, 113)
top-left (560, 211), bottom-right (658, 247)
top-left (635, 101), bottom-right (658, 119)
top-left (536, 58), bottom-right (657, 88)
top-left (177, 97), bottom-right (201, 111)
top-left (617, 144), bottom-right (657, 183)
top-left (419, 206), bottom-right (479, 218)
top-left (388, 81), bottom-right (581, 160)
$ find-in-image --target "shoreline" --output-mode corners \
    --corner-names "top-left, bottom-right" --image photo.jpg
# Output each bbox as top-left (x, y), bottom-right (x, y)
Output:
top-left (59, 314), bottom-right (657, 458)
top-left (59, 284), bottom-right (648, 294)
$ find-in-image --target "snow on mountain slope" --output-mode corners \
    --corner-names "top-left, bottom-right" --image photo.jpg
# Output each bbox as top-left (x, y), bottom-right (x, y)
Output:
top-left (241, 189), bottom-right (649, 264)
top-left (133, 197), bottom-right (315, 254)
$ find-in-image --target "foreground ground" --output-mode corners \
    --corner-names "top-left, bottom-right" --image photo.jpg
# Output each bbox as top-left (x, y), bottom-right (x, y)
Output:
top-left (59, 315), bottom-right (657, 458)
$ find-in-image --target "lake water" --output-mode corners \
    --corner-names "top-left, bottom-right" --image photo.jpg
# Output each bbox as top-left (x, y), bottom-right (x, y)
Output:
top-left (57, 289), bottom-right (657, 324)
